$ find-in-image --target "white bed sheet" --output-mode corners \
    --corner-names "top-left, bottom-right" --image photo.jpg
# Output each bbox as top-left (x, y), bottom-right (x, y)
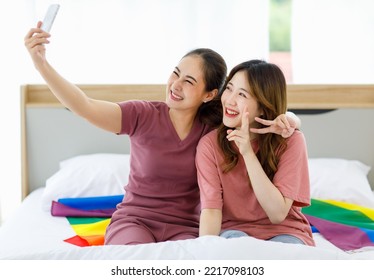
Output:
top-left (0, 188), bottom-right (74, 258)
top-left (0, 188), bottom-right (373, 260)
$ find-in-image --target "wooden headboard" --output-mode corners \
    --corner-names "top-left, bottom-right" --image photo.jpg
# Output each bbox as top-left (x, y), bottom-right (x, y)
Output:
top-left (21, 84), bottom-right (374, 199)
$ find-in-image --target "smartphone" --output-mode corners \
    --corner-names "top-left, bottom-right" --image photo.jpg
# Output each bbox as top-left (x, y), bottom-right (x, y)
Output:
top-left (41, 4), bottom-right (60, 32)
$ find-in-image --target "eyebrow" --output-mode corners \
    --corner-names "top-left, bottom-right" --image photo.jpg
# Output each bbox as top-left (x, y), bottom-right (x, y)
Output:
top-left (175, 67), bottom-right (198, 83)
top-left (228, 81), bottom-right (249, 93)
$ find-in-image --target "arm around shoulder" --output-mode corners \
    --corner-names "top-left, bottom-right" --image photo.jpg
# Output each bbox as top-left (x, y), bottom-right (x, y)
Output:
top-left (286, 111), bottom-right (301, 130)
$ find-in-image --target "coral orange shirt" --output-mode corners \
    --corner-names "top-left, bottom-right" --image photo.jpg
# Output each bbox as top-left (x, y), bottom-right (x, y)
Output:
top-left (196, 129), bottom-right (315, 246)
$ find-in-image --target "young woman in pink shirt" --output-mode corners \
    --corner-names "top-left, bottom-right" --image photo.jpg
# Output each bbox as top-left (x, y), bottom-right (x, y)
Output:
top-left (196, 60), bottom-right (315, 246)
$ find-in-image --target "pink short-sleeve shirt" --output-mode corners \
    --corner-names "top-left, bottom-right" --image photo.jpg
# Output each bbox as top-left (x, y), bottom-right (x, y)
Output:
top-left (112, 100), bottom-right (210, 225)
top-left (196, 129), bottom-right (315, 246)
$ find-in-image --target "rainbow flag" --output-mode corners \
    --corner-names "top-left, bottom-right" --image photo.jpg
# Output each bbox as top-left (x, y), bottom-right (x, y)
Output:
top-left (51, 195), bottom-right (123, 247)
top-left (52, 196), bottom-right (374, 250)
top-left (302, 199), bottom-right (374, 251)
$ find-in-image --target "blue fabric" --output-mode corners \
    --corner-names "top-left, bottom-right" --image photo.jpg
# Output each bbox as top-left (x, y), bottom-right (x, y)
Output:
top-left (220, 230), bottom-right (249, 239)
top-left (58, 195), bottom-right (124, 210)
top-left (267, 234), bottom-right (305, 244)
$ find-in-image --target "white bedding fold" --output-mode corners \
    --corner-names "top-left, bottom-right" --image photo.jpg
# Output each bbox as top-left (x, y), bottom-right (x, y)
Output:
top-left (2, 235), bottom-right (350, 260)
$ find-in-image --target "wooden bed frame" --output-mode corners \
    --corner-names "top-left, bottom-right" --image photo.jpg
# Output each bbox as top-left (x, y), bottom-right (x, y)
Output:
top-left (21, 84), bottom-right (374, 199)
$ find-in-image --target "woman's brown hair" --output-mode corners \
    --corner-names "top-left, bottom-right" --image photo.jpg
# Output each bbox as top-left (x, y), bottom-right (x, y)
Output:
top-left (217, 60), bottom-right (288, 180)
top-left (183, 48), bottom-right (227, 128)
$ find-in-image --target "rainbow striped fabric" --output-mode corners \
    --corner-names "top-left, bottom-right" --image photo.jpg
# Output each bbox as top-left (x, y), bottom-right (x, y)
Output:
top-left (302, 198), bottom-right (374, 251)
top-left (52, 196), bottom-right (374, 250)
top-left (51, 195), bottom-right (123, 246)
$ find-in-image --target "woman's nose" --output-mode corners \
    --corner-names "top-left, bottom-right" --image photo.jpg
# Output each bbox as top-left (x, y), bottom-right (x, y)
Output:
top-left (226, 92), bottom-right (237, 105)
top-left (171, 78), bottom-right (182, 91)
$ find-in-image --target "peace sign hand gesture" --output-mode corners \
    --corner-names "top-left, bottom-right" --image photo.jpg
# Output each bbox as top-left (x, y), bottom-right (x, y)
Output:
top-left (250, 113), bottom-right (296, 138)
top-left (226, 107), bottom-right (254, 156)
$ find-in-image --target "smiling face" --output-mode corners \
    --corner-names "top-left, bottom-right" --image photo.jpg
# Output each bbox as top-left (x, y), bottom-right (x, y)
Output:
top-left (165, 55), bottom-right (212, 113)
top-left (221, 71), bottom-right (263, 129)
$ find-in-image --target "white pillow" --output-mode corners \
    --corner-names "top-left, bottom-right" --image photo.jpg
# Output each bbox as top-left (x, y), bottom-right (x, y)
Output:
top-left (308, 158), bottom-right (374, 208)
top-left (41, 153), bottom-right (130, 211)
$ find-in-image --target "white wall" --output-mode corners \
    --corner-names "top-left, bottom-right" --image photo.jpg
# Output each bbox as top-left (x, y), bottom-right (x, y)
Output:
top-left (0, 0), bottom-right (36, 224)
top-left (292, 0), bottom-right (374, 83)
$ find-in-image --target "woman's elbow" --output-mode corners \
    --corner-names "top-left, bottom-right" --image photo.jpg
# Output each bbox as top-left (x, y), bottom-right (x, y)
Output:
top-left (268, 211), bottom-right (288, 224)
top-left (267, 198), bottom-right (293, 224)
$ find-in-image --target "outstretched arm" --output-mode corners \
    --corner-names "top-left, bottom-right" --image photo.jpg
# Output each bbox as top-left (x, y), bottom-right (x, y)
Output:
top-left (24, 22), bottom-right (121, 133)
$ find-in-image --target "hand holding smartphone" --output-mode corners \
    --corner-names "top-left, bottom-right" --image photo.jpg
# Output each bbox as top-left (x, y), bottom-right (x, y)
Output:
top-left (41, 4), bottom-right (60, 32)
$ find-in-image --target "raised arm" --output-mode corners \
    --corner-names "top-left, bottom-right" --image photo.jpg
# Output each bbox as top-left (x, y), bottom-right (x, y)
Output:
top-left (227, 110), bottom-right (294, 223)
top-left (24, 22), bottom-right (121, 134)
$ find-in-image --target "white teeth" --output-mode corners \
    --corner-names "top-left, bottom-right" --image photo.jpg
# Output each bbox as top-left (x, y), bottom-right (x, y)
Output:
top-left (171, 91), bottom-right (183, 100)
top-left (226, 109), bottom-right (238, 115)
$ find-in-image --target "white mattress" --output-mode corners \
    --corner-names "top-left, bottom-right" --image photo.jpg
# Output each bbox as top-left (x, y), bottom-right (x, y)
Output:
top-left (0, 188), bottom-right (373, 260)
